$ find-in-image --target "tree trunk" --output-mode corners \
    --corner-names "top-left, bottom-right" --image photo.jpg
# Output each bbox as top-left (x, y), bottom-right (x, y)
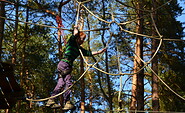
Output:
top-left (58, 2), bottom-right (64, 112)
top-left (0, 1), bottom-right (5, 61)
top-left (20, 2), bottom-right (29, 87)
top-left (105, 50), bottom-right (113, 111)
top-left (14, 1), bottom-right (19, 112)
top-left (130, 73), bottom-right (137, 110)
top-left (130, 0), bottom-right (144, 111)
top-left (135, 1), bottom-right (144, 111)
top-left (86, 12), bottom-right (93, 113)
top-left (21, 4), bottom-right (29, 110)
top-left (79, 11), bottom-right (85, 113)
top-left (152, 0), bottom-right (159, 111)
top-left (80, 56), bottom-right (85, 113)
top-left (58, 22), bottom-right (62, 60)
top-left (12, 0), bottom-right (19, 64)
top-left (101, 0), bottom-right (113, 111)
top-left (88, 70), bottom-right (93, 113)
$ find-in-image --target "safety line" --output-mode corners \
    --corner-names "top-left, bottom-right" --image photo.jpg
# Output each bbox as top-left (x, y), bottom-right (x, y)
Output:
top-left (147, 66), bottom-right (185, 101)
top-left (73, 0), bottom-right (185, 104)
top-left (0, 16), bottom-right (108, 32)
top-left (26, 65), bottom-right (92, 102)
top-left (1, 0), bottom-right (184, 41)
top-left (1, 0), bottom-right (184, 104)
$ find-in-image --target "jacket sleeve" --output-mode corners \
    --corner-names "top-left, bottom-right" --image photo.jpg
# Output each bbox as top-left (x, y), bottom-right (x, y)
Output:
top-left (68, 35), bottom-right (78, 42)
top-left (80, 47), bottom-right (92, 56)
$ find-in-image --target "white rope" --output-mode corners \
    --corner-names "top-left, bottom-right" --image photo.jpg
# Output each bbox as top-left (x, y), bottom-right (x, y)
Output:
top-left (1, 0), bottom-right (183, 104)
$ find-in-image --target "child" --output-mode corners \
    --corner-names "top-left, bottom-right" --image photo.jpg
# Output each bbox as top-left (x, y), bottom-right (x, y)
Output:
top-left (46, 27), bottom-right (106, 110)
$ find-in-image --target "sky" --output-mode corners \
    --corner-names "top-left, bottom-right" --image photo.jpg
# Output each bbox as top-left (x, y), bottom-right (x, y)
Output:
top-left (177, 0), bottom-right (185, 31)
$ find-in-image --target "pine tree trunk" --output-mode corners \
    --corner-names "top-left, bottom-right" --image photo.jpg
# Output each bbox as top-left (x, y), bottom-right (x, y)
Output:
top-left (0, 2), bottom-right (6, 113)
top-left (135, 1), bottom-right (144, 111)
top-left (86, 13), bottom-right (93, 113)
top-left (130, 72), bottom-right (137, 110)
top-left (88, 71), bottom-right (93, 113)
top-left (80, 56), bottom-right (85, 113)
top-left (58, 3), bottom-right (63, 112)
top-left (101, 0), bottom-right (112, 111)
top-left (20, 2), bottom-right (29, 88)
top-left (58, 24), bottom-right (62, 60)
top-left (13, 1), bottom-right (19, 112)
top-left (0, 1), bottom-right (5, 61)
top-left (152, 0), bottom-right (159, 111)
top-left (105, 51), bottom-right (113, 111)
top-left (21, 4), bottom-right (29, 109)
top-left (79, 13), bottom-right (85, 113)
top-left (12, 0), bottom-right (19, 64)
top-left (130, 0), bottom-right (144, 111)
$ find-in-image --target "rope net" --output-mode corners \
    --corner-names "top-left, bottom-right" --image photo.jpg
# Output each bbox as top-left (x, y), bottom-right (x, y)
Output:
top-left (1, 0), bottom-right (185, 112)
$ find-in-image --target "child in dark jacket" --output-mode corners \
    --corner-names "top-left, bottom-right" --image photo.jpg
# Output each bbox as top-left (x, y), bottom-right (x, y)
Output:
top-left (46, 27), bottom-right (106, 110)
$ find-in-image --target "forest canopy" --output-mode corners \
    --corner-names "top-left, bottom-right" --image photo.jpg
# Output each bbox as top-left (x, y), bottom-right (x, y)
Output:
top-left (0, 0), bottom-right (185, 112)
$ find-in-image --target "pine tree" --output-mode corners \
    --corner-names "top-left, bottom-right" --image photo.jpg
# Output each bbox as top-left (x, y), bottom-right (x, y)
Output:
top-left (0, 1), bottom-right (5, 61)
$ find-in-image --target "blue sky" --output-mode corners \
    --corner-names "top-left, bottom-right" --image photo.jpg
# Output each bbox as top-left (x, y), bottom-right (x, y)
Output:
top-left (177, 0), bottom-right (185, 31)
top-left (177, 0), bottom-right (185, 40)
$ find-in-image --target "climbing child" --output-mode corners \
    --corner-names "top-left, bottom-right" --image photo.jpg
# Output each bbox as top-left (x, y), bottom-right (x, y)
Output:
top-left (46, 26), bottom-right (106, 110)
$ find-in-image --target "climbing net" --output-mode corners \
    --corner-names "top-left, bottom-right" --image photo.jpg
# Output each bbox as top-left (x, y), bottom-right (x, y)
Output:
top-left (1, 0), bottom-right (185, 111)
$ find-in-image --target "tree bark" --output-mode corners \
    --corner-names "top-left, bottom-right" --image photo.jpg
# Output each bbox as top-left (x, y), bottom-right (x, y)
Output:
top-left (0, 1), bottom-right (5, 61)
top-left (79, 10), bottom-right (85, 113)
top-left (130, 73), bottom-right (137, 110)
top-left (14, 2), bottom-right (19, 112)
top-left (152, 0), bottom-right (159, 111)
top-left (57, 1), bottom-right (70, 112)
top-left (80, 56), bottom-right (85, 113)
top-left (130, 0), bottom-right (144, 111)
top-left (58, 28), bottom-right (62, 60)
top-left (12, 0), bottom-right (19, 64)
top-left (21, 3), bottom-right (30, 110)
top-left (20, 2), bottom-right (29, 87)
top-left (101, 0), bottom-right (113, 111)
top-left (86, 13), bottom-right (93, 113)
top-left (88, 70), bottom-right (93, 113)
top-left (135, 1), bottom-right (144, 111)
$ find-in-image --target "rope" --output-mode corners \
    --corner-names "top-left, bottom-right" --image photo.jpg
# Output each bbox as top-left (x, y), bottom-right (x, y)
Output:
top-left (1, 0), bottom-right (184, 104)
top-left (80, 109), bottom-right (182, 112)
top-left (0, 0), bottom-right (15, 5)
top-left (116, 35), bottom-right (123, 107)
top-left (72, 0), bottom-right (185, 104)
top-left (88, 35), bottom-right (162, 76)
top-left (147, 66), bottom-right (185, 101)
top-left (75, 0), bottom-right (185, 42)
top-left (75, 1), bottom-right (81, 26)
top-left (27, 1), bottom-right (84, 102)
top-left (78, 0), bottom-right (111, 24)
top-left (0, 15), bottom-right (108, 32)
top-left (77, 21), bottom-right (162, 77)
top-left (26, 65), bottom-right (92, 102)
top-left (88, 8), bottom-right (163, 77)
top-left (26, 0), bottom-right (106, 102)
top-left (1, 0), bottom-right (184, 41)
top-left (0, 88), bottom-right (11, 108)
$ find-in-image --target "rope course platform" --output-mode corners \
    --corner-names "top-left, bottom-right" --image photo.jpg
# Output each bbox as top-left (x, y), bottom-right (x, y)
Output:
top-left (0, 62), bottom-right (24, 109)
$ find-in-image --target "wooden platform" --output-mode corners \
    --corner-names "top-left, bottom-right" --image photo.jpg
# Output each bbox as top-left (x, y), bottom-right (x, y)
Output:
top-left (0, 62), bottom-right (23, 109)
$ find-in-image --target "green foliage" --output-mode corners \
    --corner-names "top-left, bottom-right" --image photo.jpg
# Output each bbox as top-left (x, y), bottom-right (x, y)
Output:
top-left (123, 0), bottom-right (185, 111)
top-left (0, 0), bottom-right (184, 112)
top-left (155, 0), bottom-right (185, 111)
top-left (1, 8), bottom-right (58, 112)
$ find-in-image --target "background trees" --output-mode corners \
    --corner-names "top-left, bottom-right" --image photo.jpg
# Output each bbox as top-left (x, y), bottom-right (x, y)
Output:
top-left (0, 0), bottom-right (184, 112)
